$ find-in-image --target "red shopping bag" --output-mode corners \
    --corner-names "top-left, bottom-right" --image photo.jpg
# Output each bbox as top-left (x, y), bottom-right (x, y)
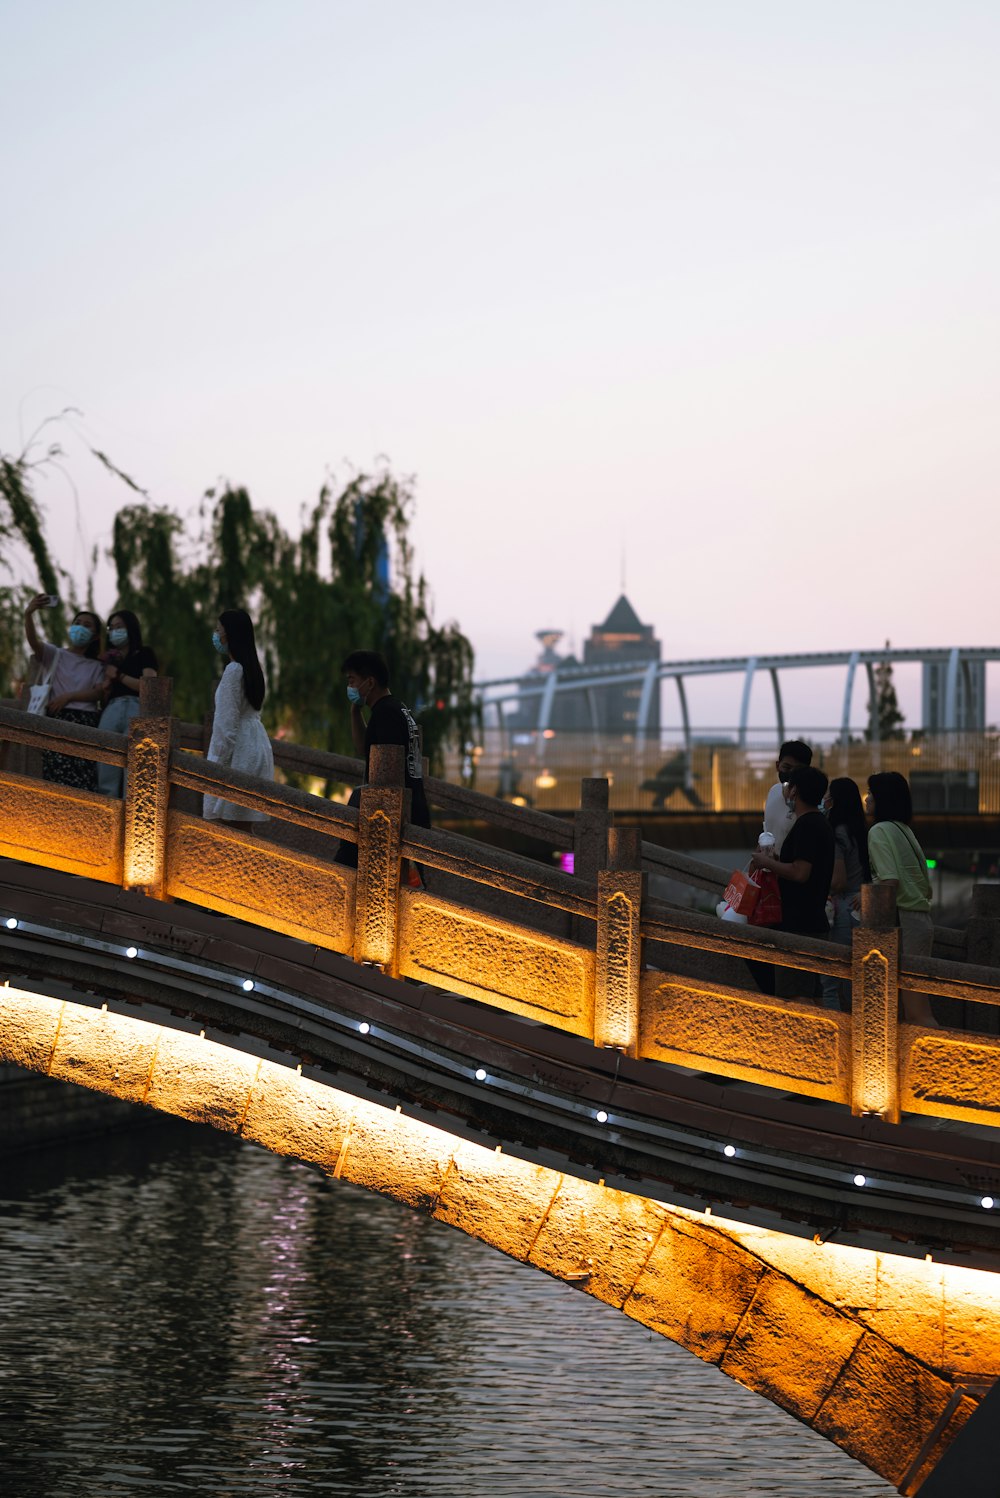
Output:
top-left (723, 868), bottom-right (760, 916)
top-left (748, 869), bottom-right (782, 927)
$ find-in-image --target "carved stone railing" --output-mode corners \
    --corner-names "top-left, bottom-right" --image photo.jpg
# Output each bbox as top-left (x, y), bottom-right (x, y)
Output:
top-left (3, 685), bottom-right (1000, 1132)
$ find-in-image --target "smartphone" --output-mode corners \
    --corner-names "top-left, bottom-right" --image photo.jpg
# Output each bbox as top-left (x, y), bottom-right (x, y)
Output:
top-left (40, 595), bottom-right (60, 607)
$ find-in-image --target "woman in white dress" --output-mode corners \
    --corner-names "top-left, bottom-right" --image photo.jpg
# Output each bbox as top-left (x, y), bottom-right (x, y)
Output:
top-left (203, 609), bottom-right (274, 827)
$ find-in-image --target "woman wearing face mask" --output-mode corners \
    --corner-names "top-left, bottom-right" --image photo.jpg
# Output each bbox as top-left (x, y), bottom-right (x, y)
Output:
top-left (202, 609), bottom-right (274, 827)
top-left (24, 593), bottom-right (106, 789)
top-left (96, 610), bottom-right (159, 796)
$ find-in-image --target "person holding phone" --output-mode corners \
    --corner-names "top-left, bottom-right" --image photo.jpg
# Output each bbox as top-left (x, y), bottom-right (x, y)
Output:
top-left (24, 593), bottom-right (106, 789)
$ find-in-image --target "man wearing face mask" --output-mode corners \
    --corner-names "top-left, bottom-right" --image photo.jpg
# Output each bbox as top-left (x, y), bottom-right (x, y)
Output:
top-left (762, 739), bottom-right (813, 847)
top-left (748, 764), bottom-right (834, 998)
top-left (334, 650), bottom-right (431, 871)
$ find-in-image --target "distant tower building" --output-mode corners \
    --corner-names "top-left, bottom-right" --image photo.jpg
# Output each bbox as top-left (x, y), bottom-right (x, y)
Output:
top-left (922, 659), bottom-right (985, 731)
top-left (508, 629), bottom-right (588, 731)
top-left (507, 596), bottom-right (661, 733)
top-left (583, 595), bottom-right (661, 735)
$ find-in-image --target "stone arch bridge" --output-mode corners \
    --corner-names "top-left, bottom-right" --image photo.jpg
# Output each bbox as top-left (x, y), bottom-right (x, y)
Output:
top-left (2, 685), bottom-right (1000, 1496)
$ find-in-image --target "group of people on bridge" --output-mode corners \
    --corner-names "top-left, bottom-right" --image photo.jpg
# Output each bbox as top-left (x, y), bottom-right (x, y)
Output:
top-left (20, 598), bottom-right (932, 1014)
top-left (22, 597), bottom-right (430, 843)
top-left (745, 738), bottom-right (934, 1022)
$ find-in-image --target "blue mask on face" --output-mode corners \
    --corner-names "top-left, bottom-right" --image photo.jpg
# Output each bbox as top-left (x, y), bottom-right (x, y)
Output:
top-left (346, 685), bottom-right (361, 704)
top-left (68, 624), bottom-right (93, 648)
top-left (109, 627), bottom-right (129, 648)
top-left (212, 631), bottom-right (227, 655)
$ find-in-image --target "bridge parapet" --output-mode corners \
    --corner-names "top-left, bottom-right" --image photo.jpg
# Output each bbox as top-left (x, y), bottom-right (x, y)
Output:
top-left (3, 693), bottom-right (1000, 1138)
top-left (6, 687), bottom-right (1000, 1492)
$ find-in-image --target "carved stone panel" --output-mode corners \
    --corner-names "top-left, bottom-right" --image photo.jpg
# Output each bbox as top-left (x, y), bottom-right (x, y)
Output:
top-left (0, 769), bottom-right (122, 883)
top-left (397, 890), bottom-right (594, 1034)
top-left (166, 811), bottom-right (354, 952)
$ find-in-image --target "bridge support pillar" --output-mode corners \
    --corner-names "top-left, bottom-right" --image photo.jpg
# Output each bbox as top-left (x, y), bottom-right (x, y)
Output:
top-left (851, 881), bottom-right (900, 1123)
top-left (354, 744), bottom-right (407, 973)
top-left (122, 678), bottom-right (174, 900)
top-left (595, 826), bottom-right (644, 1055)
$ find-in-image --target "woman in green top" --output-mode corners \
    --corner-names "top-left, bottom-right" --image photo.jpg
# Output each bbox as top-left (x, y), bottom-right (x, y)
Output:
top-left (866, 771), bottom-right (935, 1026)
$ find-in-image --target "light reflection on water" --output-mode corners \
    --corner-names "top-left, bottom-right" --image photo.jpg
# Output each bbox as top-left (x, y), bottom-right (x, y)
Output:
top-left (0, 1120), bottom-right (895, 1497)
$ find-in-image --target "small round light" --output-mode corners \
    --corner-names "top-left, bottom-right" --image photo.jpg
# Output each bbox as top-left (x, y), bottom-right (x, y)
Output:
top-left (5, 917), bottom-right (18, 930)
top-left (723, 1144), bottom-right (737, 1158)
top-left (474, 1068), bottom-right (487, 1082)
top-left (358, 1021), bottom-right (371, 1035)
top-left (853, 1174), bottom-right (867, 1187)
top-left (595, 1109), bottom-right (609, 1124)
top-left (125, 946), bottom-right (138, 959)
top-left (242, 979), bottom-right (255, 992)
top-left (982, 1196), bottom-right (995, 1210)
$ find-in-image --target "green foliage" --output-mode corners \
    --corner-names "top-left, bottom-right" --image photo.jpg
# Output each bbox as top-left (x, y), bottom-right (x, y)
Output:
top-left (0, 429), bottom-right (74, 688)
top-left (111, 470), bottom-right (478, 766)
top-left (1, 418), bottom-right (477, 773)
top-left (866, 640), bottom-right (906, 741)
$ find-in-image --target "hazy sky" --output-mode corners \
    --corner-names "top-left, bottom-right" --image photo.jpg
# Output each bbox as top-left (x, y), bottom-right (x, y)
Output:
top-left (3, 0), bottom-right (998, 729)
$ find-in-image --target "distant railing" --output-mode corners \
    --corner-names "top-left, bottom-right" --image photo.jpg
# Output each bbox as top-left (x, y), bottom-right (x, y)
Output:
top-left (444, 727), bottom-right (1000, 816)
top-left (3, 682), bottom-right (1000, 1132)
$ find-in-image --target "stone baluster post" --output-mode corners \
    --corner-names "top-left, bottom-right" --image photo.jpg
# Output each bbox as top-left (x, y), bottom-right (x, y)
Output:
top-left (572, 778), bottom-right (610, 942)
top-left (122, 677), bottom-right (174, 901)
top-left (574, 778), bottom-right (610, 883)
top-left (966, 884), bottom-right (1000, 1036)
top-left (595, 825), bottom-right (644, 1055)
top-left (850, 879), bottom-right (900, 1122)
top-left (353, 744), bottom-right (408, 973)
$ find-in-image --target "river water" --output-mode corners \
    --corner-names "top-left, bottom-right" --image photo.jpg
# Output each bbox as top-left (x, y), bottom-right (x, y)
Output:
top-left (0, 1120), bottom-right (896, 1498)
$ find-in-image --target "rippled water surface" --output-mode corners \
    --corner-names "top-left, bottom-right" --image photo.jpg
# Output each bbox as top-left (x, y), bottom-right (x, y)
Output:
top-left (0, 1121), bottom-right (896, 1497)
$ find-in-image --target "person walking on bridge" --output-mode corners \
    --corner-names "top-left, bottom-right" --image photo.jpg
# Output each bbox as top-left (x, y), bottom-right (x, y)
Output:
top-left (335, 650), bottom-right (430, 874)
top-left (762, 739), bottom-right (813, 848)
top-left (749, 764), bottom-right (834, 998)
top-left (202, 610), bottom-right (274, 828)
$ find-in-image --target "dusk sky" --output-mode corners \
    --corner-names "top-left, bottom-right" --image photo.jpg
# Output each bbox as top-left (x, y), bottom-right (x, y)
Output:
top-left (3, 0), bottom-right (998, 730)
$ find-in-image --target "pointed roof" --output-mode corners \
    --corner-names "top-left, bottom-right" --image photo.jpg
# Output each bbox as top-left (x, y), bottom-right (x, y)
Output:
top-left (599, 594), bottom-right (646, 633)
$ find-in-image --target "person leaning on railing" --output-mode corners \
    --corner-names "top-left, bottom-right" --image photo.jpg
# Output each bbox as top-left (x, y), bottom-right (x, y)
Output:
top-left (866, 771), bottom-right (937, 1028)
top-left (24, 593), bottom-right (107, 791)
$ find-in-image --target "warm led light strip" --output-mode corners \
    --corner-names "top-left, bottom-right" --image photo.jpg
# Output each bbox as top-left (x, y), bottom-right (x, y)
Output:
top-left (0, 980), bottom-right (989, 1493)
top-left (2, 913), bottom-right (998, 1222)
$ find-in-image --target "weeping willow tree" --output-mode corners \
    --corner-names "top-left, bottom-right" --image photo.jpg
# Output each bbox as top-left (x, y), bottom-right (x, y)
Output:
top-left (0, 425), bottom-right (76, 693)
top-left (110, 470), bottom-right (477, 770)
top-left (1, 414), bottom-right (151, 693)
top-left (257, 470), bottom-right (477, 766)
top-left (2, 415), bottom-right (477, 772)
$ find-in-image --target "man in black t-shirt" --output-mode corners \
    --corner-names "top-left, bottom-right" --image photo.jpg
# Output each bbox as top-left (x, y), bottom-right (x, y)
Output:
top-left (334, 650), bottom-right (430, 871)
top-left (748, 764), bottom-right (834, 996)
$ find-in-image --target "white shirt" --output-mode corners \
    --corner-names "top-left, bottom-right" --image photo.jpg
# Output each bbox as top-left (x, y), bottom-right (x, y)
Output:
top-left (763, 781), bottom-right (795, 851)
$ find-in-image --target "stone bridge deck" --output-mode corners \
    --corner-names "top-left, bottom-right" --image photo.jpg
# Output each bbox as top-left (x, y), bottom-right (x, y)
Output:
top-left (2, 688), bottom-right (1000, 1494)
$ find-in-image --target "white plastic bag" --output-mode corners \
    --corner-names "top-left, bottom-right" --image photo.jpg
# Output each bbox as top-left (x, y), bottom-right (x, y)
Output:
top-left (26, 656), bottom-right (54, 716)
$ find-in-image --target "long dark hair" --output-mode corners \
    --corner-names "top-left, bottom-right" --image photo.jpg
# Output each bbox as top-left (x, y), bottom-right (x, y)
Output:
top-left (868, 771), bottom-right (913, 826)
top-left (219, 609), bottom-right (265, 711)
top-left (828, 777), bottom-right (871, 881)
top-left (109, 608), bottom-right (144, 654)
